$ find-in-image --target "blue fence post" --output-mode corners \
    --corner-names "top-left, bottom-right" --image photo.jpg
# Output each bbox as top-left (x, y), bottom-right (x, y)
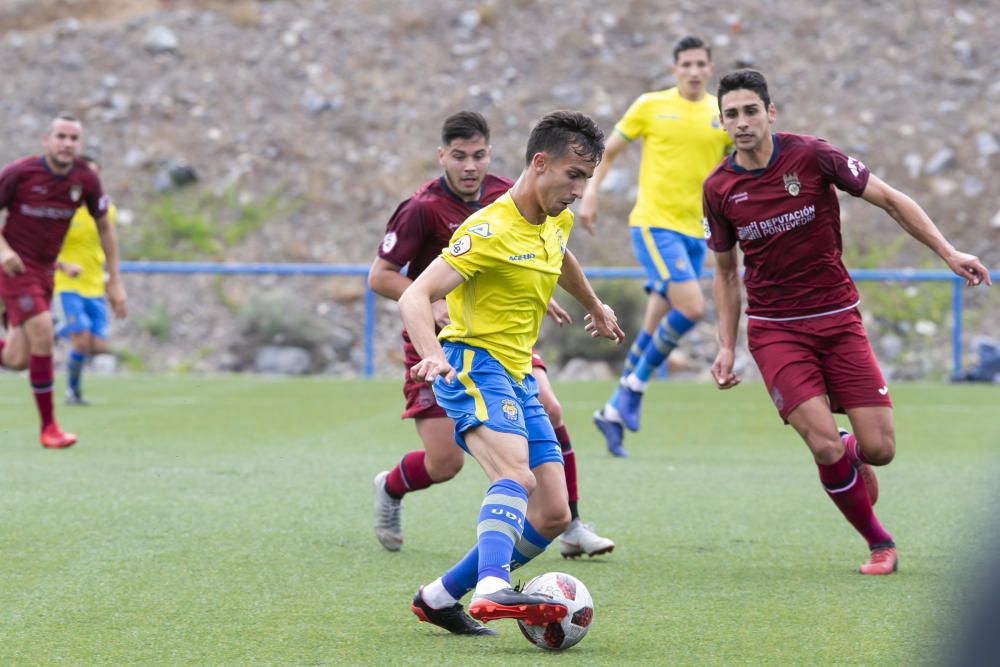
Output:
top-left (952, 278), bottom-right (963, 379)
top-left (364, 280), bottom-right (375, 378)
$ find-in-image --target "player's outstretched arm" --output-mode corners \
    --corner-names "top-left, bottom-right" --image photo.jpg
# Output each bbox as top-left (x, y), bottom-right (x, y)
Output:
top-left (557, 250), bottom-right (623, 343)
top-left (862, 174), bottom-right (991, 287)
top-left (711, 249), bottom-right (742, 390)
top-left (398, 257), bottom-right (464, 383)
top-left (95, 213), bottom-right (127, 318)
top-left (577, 132), bottom-right (628, 235)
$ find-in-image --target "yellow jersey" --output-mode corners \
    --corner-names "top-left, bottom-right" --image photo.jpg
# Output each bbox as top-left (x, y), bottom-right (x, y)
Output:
top-left (55, 203), bottom-right (116, 298)
top-left (616, 87), bottom-right (732, 238)
top-left (439, 192), bottom-right (572, 380)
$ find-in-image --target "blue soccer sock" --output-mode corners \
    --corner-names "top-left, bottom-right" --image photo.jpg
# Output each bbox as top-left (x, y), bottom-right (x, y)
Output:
top-left (606, 330), bottom-right (653, 412)
top-left (439, 519), bottom-right (550, 602)
top-left (632, 310), bottom-right (697, 383)
top-left (510, 520), bottom-right (551, 572)
top-left (475, 478), bottom-right (528, 590)
top-left (67, 350), bottom-right (86, 395)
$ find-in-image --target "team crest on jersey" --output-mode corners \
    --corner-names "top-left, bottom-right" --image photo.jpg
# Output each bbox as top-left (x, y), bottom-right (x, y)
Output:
top-left (555, 227), bottom-right (566, 255)
top-left (467, 222), bottom-right (492, 238)
top-left (449, 234), bottom-right (472, 256)
top-left (782, 172), bottom-right (801, 196)
top-left (69, 184), bottom-right (82, 202)
top-left (381, 231), bottom-right (398, 253)
top-left (500, 399), bottom-right (519, 422)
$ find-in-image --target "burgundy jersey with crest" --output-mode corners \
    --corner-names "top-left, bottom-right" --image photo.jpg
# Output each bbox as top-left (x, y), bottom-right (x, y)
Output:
top-left (0, 156), bottom-right (108, 268)
top-left (703, 132), bottom-right (870, 319)
top-left (377, 174), bottom-right (513, 281)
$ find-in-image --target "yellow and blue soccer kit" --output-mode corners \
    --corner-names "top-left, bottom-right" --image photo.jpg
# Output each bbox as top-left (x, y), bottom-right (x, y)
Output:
top-left (432, 193), bottom-right (568, 468)
top-left (616, 87), bottom-right (731, 294)
top-left (54, 203), bottom-right (116, 339)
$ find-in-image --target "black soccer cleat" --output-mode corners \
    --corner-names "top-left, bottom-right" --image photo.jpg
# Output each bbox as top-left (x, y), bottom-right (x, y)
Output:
top-left (410, 588), bottom-right (496, 636)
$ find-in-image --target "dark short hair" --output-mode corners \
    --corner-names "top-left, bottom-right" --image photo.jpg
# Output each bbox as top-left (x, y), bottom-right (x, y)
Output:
top-left (441, 111), bottom-right (490, 145)
top-left (717, 69), bottom-right (772, 110)
top-left (524, 110), bottom-right (604, 167)
top-left (673, 35), bottom-right (710, 62)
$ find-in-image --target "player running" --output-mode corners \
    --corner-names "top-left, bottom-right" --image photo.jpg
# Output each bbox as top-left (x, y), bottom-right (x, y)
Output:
top-left (401, 111), bottom-right (623, 633)
top-left (704, 69), bottom-right (990, 575)
top-left (0, 113), bottom-right (127, 447)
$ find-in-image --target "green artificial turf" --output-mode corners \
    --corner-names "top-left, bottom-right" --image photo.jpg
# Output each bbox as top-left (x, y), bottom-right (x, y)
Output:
top-left (1, 376), bottom-right (997, 665)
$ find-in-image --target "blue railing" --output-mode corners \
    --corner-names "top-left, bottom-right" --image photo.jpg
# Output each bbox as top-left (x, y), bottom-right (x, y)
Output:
top-left (120, 261), bottom-right (996, 378)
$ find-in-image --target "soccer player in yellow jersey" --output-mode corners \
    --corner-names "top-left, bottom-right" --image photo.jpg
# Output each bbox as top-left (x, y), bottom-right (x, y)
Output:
top-left (579, 36), bottom-right (733, 456)
top-left (54, 156), bottom-right (117, 405)
top-left (400, 111), bottom-right (624, 633)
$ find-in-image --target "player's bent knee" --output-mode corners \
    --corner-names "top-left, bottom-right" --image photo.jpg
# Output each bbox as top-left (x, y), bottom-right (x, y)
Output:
top-left (862, 432), bottom-right (896, 466)
top-left (809, 439), bottom-right (844, 466)
top-left (507, 470), bottom-right (537, 496)
top-left (427, 454), bottom-right (464, 482)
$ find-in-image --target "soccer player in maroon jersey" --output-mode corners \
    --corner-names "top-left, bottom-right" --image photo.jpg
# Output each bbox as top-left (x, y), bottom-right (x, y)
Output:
top-left (704, 70), bottom-right (990, 575)
top-left (0, 113), bottom-right (127, 448)
top-left (367, 112), bottom-right (614, 625)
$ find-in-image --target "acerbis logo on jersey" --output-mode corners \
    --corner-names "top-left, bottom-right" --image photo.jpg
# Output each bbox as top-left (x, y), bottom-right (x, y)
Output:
top-left (467, 222), bottom-right (492, 238)
top-left (847, 156), bottom-right (866, 177)
top-left (449, 234), bottom-right (471, 256)
top-left (381, 231), bottom-right (397, 253)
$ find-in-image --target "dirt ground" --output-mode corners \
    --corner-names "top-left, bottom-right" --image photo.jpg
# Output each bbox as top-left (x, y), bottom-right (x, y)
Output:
top-left (0, 0), bottom-right (259, 32)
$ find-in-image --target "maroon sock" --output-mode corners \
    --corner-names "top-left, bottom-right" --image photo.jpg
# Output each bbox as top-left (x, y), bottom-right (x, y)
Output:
top-left (554, 425), bottom-right (579, 505)
top-left (385, 450), bottom-right (434, 498)
top-left (841, 432), bottom-right (868, 466)
top-left (818, 453), bottom-right (892, 547)
top-left (29, 354), bottom-right (55, 429)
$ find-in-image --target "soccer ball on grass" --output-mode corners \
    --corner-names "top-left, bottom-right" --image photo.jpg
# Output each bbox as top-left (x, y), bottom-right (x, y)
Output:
top-left (517, 571), bottom-right (594, 650)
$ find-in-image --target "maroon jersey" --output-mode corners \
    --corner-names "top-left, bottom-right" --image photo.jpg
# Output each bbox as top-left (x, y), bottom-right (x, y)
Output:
top-left (703, 133), bottom-right (870, 319)
top-left (377, 174), bottom-right (513, 281)
top-left (0, 156), bottom-right (108, 268)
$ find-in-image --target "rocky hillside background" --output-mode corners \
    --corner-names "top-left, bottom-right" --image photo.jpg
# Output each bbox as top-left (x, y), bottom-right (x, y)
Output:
top-left (1, 0), bottom-right (997, 380)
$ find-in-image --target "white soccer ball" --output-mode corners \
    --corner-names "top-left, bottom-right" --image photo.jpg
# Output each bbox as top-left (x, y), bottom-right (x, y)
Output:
top-left (517, 571), bottom-right (594, 650)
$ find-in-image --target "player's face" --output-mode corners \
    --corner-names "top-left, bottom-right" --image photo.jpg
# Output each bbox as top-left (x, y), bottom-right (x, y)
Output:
top-left (719, 89), bottom-right (776, 153)
top-left (438, 135), bottom-right (491, 201)
top-left (535, 147), bottom-right (596, 217)
top-left (44, 119), bottom-right (83, 169)
top-left (673, 48), bottom-right (713, 100)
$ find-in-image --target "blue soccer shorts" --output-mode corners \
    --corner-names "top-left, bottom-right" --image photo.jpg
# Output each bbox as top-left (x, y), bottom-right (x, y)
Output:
top-left (55, 292), bottom-right (109, 339)
top-left (630, 226), bottom-right (706, 296)
top-left (433, 342), bottom-right (563, 469)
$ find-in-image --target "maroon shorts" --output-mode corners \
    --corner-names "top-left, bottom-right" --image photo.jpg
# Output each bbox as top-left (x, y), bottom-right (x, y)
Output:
top-left (0, 267), bottom-right (53, 326)
top-left (400, 332), bottom-right (549, 420)
top-left (748, 308), bottom-right (891, 422)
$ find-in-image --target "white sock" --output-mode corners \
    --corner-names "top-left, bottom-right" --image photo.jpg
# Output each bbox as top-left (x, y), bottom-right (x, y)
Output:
top-left (603, 403), bottom-right (623, 422)
top-left (421, 577), bottom-right (458, 609)
top-left (623, 373), bottom-right (647, 393)
top-left (474, 576), bottom-right (509, 597)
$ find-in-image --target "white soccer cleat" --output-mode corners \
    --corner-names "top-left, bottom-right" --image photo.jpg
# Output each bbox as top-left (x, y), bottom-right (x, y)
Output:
top-left (558, 518), bottom-right (615, 558)
top-left (373, 470), bottom-right (403, 551)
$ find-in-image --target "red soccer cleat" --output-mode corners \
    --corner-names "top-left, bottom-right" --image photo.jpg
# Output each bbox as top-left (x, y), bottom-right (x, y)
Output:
top-left (40, 423), bottom-right (77, 449)
top-left (468, 587), bottom-right (568, 625)
top-left (859, 546), bottom-right (898, 575)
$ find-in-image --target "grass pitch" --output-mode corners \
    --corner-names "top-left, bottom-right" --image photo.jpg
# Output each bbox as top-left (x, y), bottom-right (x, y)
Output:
top-left (1, 375), bottom-right (997, 665)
